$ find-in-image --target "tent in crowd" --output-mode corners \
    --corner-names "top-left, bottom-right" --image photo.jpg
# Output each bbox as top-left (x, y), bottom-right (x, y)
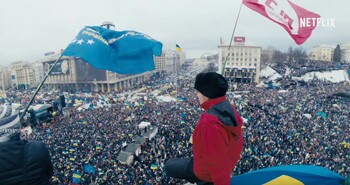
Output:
top-left (117, 151), bottom-right (134, 166)
top-left (138, 121), bottom-right (151, 129)
top-left (30, 104), bottom-right (53, 121)
top-left (32, 104), bottom-right (53, 114)
top-left (125, 143), bottom-right (142, 157)
top-left (142, 126), bottom-right (158, 140)
top-left (134, 136), bottom-right (146, 145)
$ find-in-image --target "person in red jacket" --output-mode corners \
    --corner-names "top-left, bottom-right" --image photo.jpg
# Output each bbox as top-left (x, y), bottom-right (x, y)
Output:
top-left (165, 72), bottom-right (243, 185)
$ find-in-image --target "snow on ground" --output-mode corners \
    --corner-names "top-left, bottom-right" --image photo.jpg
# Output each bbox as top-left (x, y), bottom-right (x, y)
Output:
top-left (260, 66), bottom-right (283, 81)
top-left (301, 70), bottom-right (350, 83)
top-left (260, 66), bottom-right (350, 83)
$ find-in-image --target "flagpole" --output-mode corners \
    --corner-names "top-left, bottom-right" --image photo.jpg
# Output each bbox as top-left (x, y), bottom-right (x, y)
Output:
top-left (221, 1), bottom-right (243, 76)
top-left (19, 53), bottom-right (65, 124)
top-left (173, 53), bottom-right (179, 124)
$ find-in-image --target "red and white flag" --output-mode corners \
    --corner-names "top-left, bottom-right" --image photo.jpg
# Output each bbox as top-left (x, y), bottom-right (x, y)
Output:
top-left (243, 0), bottom-right (320, 45)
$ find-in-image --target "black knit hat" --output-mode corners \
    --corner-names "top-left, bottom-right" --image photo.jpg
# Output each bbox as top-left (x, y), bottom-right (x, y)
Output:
top-left (194, 72), bottom-right (228, 99)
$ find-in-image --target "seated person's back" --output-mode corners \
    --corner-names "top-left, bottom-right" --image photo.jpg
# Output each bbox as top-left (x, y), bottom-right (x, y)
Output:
top-left (0, 105), bottom-right (53, 185)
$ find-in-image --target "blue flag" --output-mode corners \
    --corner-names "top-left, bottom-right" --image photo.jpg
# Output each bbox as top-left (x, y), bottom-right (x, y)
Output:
top-left (63, 26), bottom-right (162, 74)
top-left (316, 111), bottom-right (328, 119)
top-left (231, 165), bottom-right (345, 185)
top-left (84, 164), bottom-right (96, 174)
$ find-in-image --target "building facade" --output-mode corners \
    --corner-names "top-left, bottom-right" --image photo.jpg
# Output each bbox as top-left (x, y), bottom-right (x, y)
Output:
top-left (32, 61), bottom-right (44, 87)
top-left (154, 52), bottom-right (166, 71)
top-left (10, 61), bottom-right (36, 90)
top-left (309, 45), bottom-right (334, 62)
top-left (0, 67), bottom-right (12, 91)
top-left (340, 43), bottom-right (350, 63)
top-left (218, 44), bottom-right (262, 84)
top-left (154, 50), bottom-right (185, 73)
top-left (40, 54), bottom-right (154, 92)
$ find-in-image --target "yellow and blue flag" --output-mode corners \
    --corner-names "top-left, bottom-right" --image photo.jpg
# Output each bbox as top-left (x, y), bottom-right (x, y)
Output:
top-left (72, 171), bottom-right (81, 184)
top-left (176, 44), bottom-right (182, 52)
top-left (231, 165), bottom-right (345, 185)
top-left (63, 26), bottom-right (163, 74)
top-left (150, 164), bottom-right (158, 170)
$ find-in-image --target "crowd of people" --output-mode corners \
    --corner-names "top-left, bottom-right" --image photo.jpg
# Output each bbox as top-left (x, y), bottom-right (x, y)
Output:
top-left (2, 61), bottom-right (350, 184)
top-left (26, 81), bottom-right (200, 184)
top-left (233, 80), bottom-right (350, 177)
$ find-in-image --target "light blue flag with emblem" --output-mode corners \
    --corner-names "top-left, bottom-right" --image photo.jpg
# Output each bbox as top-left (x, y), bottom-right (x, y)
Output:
top-left (231, 165), bottom-right (345, 185)
top-left (63, 26), bottom-right (162, 74)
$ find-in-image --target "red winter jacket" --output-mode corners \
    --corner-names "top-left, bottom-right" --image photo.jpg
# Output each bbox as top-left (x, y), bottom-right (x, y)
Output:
top-left (193, 96), bottom-right (243, 185)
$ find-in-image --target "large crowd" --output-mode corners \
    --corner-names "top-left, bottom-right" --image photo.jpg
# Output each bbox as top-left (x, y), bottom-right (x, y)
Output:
top-left (3, 61), bottom-right (350, 184)
top-left (233, 80), bottom-right (350, 177)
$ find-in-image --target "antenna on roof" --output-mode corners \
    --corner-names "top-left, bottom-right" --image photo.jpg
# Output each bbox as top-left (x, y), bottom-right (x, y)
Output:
top-left (101, 21), bottom-right (115, 30)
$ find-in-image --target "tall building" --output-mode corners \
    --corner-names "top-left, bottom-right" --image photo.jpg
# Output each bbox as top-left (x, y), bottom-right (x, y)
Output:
top-left (154, 52), bottom-right (166, 71)
top-left (154, 50), bottom-right (185, 73)
top-left (309, 45), bottom-right (334, 62)
top-left (10, 61), bottom-right (36, 90)
top-left (340, 43), bottom-right (350, 63)
top-left (0, 67), bottom-right (11, 91)
top-left (218, 37), bottom-right (262, 84)
top-left (177, 50), bottom-right (186, 66)
top-left (31, 61), bottom-right (44, 87)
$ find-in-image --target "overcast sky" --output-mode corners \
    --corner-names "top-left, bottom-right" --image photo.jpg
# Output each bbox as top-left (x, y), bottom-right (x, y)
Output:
top-left (0, 0), bottom-right (348, 66)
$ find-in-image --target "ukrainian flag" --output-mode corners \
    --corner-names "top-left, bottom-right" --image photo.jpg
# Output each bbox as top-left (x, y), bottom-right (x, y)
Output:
top-left (231, 165), bottom-right (345, 185)
top-left (73, 173), bottom-right (81, 179)
top-left (150, 164), bottom-right (158, 170)
top-left (176, 44), bottom-right (182, 52)
top-left (72, 171), bottom-right (81, 184)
